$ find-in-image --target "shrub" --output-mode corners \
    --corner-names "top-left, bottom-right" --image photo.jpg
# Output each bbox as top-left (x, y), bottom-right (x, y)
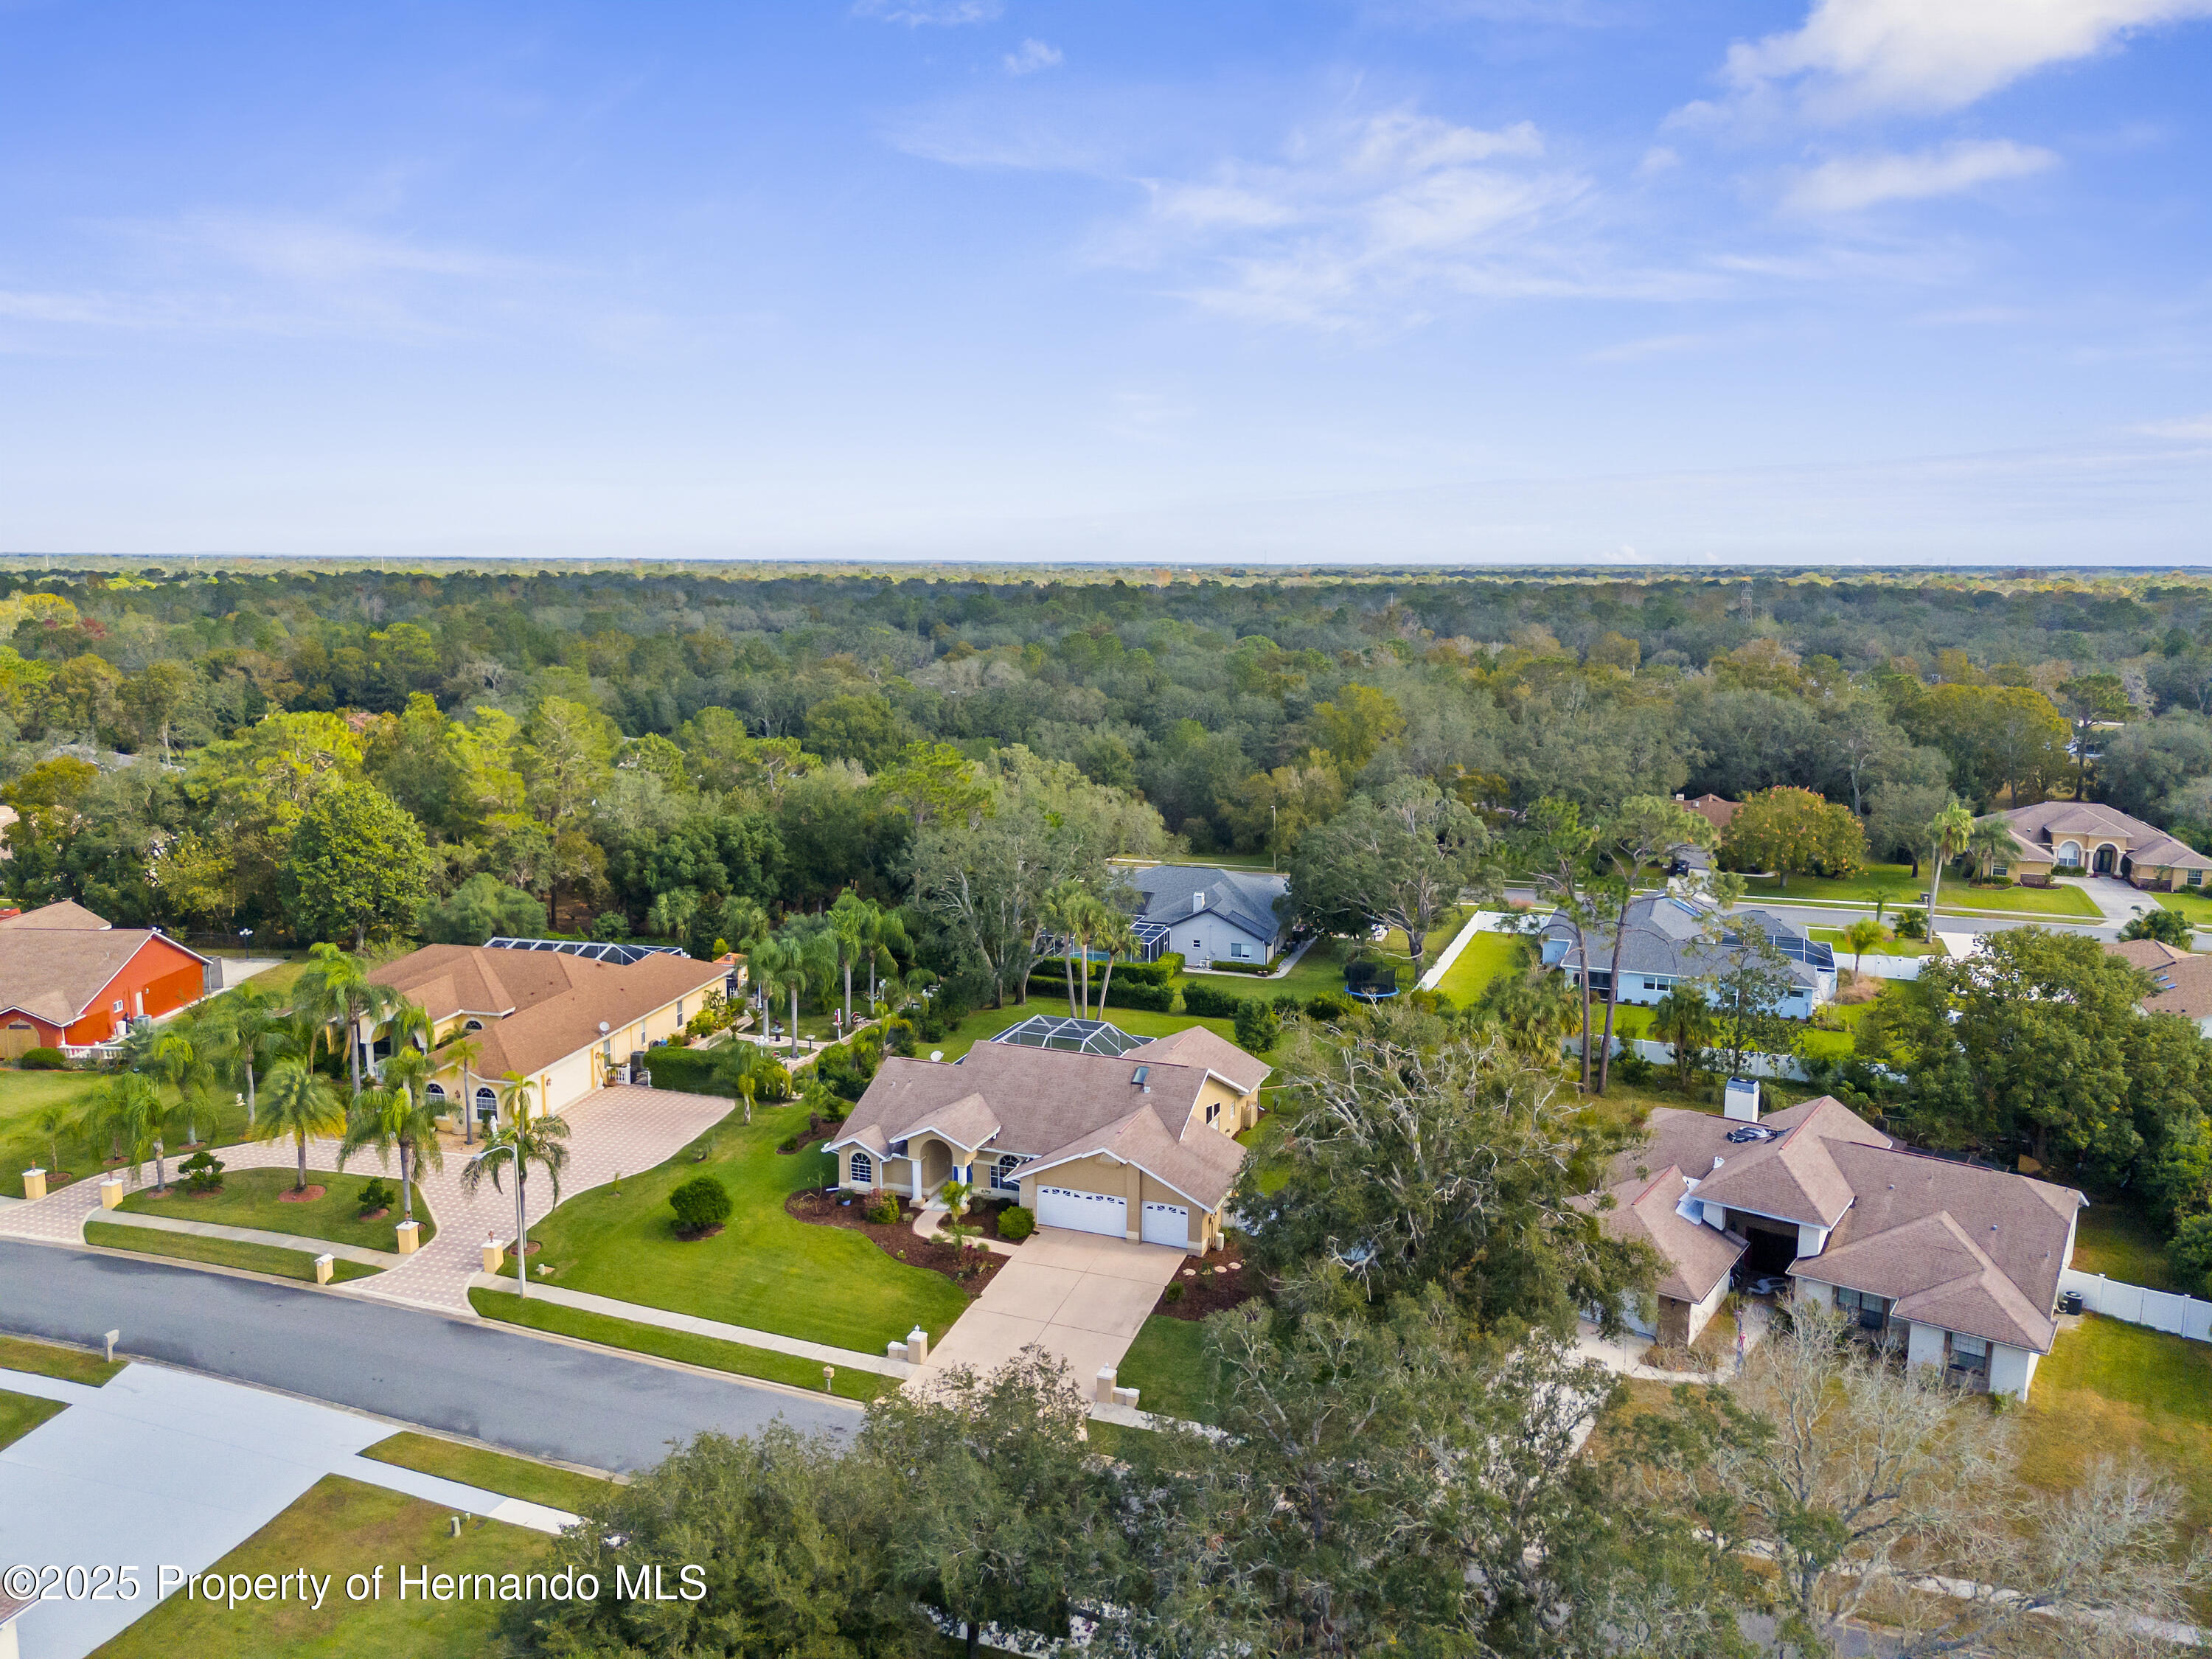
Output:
top-left (178, 1150), bottom-right (225, 1194)
top-left (18, 1047), bottom-right (67, 1071)
top-left (866, 1192), bottom-right (904, 1227)
top-left (995, 1204), bottom-right (1035, 1242)
top-left (356, 1176), bottom-right (397, 1215)
top-left (2171, 1212), bottom-right (2212, 1298)
top-left (1023, 975), bottom-right (1175, 1012)
top-left (669, 1175), bottom-right (733, 1236)
top-left (591, 911), bottom-right (633, 941)
top-left (1032, 955), bottom-right (1181, 987)
top-left (1893, 907), bottom-right (1930, 940)
top-left (1163, 1281), bottom-right (1186, 1304)
top-left (1205, 958), bottom-right (1273, 975)
top-left (1305, 992), bottom-right (1354, 1023)
top-left (1180, 981), bottom-right (1247, 1018)
top-left (1233, 999), bottom-right (1283, 1054)
top-left (1613, 1050), bottom-right (1656, 1087)
top-left (417, 873), bottom-right (546, 946)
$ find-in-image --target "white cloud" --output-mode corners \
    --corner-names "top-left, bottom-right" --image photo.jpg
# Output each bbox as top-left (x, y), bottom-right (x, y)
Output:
top-left (1719, 0), bottom-right (2212, 119)
top-left (1784, 139), bottom-right (2058, 211)
top-left (1003, 38), bottom-right (1063, 75)
top-left (852, 0), bottom-right (1002, 24)
top-left (2134, 414), bottom-right (2212, 439)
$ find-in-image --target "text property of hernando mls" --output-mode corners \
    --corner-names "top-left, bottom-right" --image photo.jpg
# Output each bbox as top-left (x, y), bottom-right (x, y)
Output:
top-left (6, 1562), bottom-right (707, 1611)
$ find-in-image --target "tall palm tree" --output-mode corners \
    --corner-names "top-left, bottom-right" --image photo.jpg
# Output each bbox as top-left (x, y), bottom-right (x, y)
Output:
top-left (439, 1030), bottom-right (484, 1145)
top-left (217, 983), bottom-right (284, 1130)
top-left (1925, 799), bottom-right (1976, 917)
top-left (829, 891), bottom-right (880, 1034)
top-left (462, 1077), bottom-right (569, 1298)
top-left (32, 1102), bottom-right (68, 1175)
top-left (101, 1074), bottom-right (172, 1192)
top-left (294, 942), bottom-right (400, 1097)
top-left (341, 1048), bottom-right (446, 1224)
top-left (144, 1018), bottom-right (215, 1147)
top-left (1967, 817), bottom-right (2016, 883)
top-left (254, 1056), bottom-right (346, 1193)
top-left (1088, 909), bottom-right (1139, 1021)
top-left (749, 934), bottom-right (812, 1060)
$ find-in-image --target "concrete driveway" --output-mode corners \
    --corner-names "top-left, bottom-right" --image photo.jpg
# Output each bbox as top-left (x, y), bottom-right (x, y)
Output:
top-left (917, 1228), bottom-right (1184, 1391)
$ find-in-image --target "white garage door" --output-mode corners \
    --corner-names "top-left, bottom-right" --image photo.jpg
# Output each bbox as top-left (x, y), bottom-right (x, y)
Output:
top-left (1036, 1186), bottom-right (1127, 1238)
top-left (1140, 1201), bottom-right (1189, 1248)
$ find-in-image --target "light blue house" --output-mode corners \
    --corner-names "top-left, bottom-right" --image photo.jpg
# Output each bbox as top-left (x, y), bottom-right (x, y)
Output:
top-left (1127, 864), bottom-right (1290, 969)
top-left (1538, 894), bottom-right (1836, 1016)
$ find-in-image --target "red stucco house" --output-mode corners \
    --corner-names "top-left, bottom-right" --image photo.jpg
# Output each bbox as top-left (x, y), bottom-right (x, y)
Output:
top-left (0, 901), bottom-right (215, 1056)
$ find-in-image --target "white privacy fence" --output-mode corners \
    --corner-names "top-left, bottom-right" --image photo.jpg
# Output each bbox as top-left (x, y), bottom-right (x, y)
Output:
top-left (2059, 1269), bottom-right (2212, 1345)
top-left (1615, 1035), bottom-right (1815, 1082)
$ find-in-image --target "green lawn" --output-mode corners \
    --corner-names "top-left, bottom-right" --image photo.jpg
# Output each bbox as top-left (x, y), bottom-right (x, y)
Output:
top-left (469, 1287), bottom-right (896, 1402)
top-left (84, 1220), bottom-right (383, 1282)
top-left (1806, 926), bottom-right (1935, 958)
top-left (0, 1387), bottom-right (66, 1451)
top-left (515, 1098), bottom-right (969, 1356)
top-left (2012, 1316), bottom-right (2212, 1611)
top-left (116, 1166), bottom-right (433, 1251)
top-left (0, 1066), bottom-right (112, 1199)
top-left (0, 1332), bottom-right (123, 1385)
top-left (1432, 929), bottom-right (1526, 1006)
top-left (2070, 1202), bottom-right (2180, 1293)
top-left (89, 1475), bottom-right (554, 1659)
top-left (1742, 864), bottom-right (2099, 918)
top-left (2154, 890), bottom-right (2212, 926)
top-left (361, 1430), bottom-right (617, 1512)
top-left (1116, 1315), bottom-right (1229, 1426)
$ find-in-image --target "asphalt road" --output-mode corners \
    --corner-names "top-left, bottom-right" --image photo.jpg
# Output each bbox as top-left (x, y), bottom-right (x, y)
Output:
top-left (0, 1240), bottom-right (860, 1471)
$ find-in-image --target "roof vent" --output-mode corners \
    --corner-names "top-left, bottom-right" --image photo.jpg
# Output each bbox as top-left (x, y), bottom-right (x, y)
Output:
top-left (1723, 1078), bottom-right (1761, 1124)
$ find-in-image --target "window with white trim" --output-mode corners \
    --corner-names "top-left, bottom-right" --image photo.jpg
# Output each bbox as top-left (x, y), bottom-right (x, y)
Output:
top-left (849, 1150), bottom-right (874, 1186)
top-left (1228, 941), bottom-right (1249, 960)
top-left (2192, 870), bottom-right (2205, 888)
top-left (992, 1153), bottom-right (1026, 1191)
top-left (1206, 1100), bottom-right (1221, 1124)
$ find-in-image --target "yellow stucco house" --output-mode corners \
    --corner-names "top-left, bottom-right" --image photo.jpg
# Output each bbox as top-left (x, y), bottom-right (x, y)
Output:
top-left (826, 1015), bottom-right (1270, 1255)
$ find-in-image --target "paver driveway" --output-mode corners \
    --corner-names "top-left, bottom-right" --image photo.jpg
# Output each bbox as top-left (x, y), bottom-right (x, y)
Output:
top-left (0, 1084), bottom-right (733, 1315)
top-left (917, 1228), bottom-right (1184, 1391)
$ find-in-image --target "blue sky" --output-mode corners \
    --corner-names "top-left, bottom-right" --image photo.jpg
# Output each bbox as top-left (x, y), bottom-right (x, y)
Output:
top-left (0, 0), bottom-right (2206, 565)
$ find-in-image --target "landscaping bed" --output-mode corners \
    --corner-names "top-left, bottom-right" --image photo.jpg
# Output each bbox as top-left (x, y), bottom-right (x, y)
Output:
top-left (1154, 1239), bottom-right (1256, 1320)
top-left (785, 1189), bottom-right (1009, 1291)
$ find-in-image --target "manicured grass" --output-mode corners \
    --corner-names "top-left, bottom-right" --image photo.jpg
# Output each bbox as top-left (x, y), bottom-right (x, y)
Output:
top-left (361, 1430), bottom-right (616, 1513)
top-left (2011, 1316), bottom-right (2212, 1609)
top-left (0, 1065), bottom-right (112, 1199)
top-left (469, 1287), bottom-right (895, 1402)
top-left (0, 1387), bottom-right (66, 1450)
top-left (2070, 1202), bottom-right (2180, 1293)
top-left (0, 1332), bottom-right (124, 1384)
top-left (1742, 864), bottom-right (2099, 918)
top-left (84, 1220), bottom-right (383, 1282)
top-left (1806, 926), bottom-right (1935, 958)
top-left (2154, 890), bottom-right (2212, 926)
top-left (1433, 929), bottom-right (1526, 1006)
top-left (116, 1166), bottom-right (434, 1251)
top-left (931, 1001), bottom-right (1239, 1062)
top-left (88, 1475), bottom-right (553, 1659)
top-left (513, 1099), bottom-right (969, 1355)
top-left (1116, 1314), bottom-right (1228, 1426)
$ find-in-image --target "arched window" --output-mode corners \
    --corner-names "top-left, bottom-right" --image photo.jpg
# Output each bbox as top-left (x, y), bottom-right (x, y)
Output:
top-left (464, 1018), bottom-right (484, 1032)
top-left (993, 1153), bottom-right (1024, 1191)
top-left (425, 1082), bottom-right (446, 1102)
top-left (849, 1151), bottom-right (874, 1186)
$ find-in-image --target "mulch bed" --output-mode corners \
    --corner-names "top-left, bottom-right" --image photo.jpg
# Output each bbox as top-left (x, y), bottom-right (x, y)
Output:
top-left (776, 1121), bottom-right (845, 1156)
top-left (785, 1189), bottom-right (1009, 1293)
top-left (277, 1185), bottom-right (327, 1203)
top-left (1154, 1239), bottom-right (1258, 1321)
top-left (358, 1207), bottom-right (390, 1221)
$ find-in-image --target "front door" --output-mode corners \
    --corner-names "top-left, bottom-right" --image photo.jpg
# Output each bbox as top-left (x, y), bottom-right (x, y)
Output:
top-left (0, 1020), bottom-right (38, 1060)
top-left (2095, 844), bottom-right (2117, 874)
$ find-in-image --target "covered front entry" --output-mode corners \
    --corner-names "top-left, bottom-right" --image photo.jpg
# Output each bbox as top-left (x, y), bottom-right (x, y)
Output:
top-left (1140, 1200), bottom-right (1189, 1248)
top-left (916, 1138), bottom-right (953, 1196)
top-left (1037, 1185), bottom-right (1127, 1238)
top-left (2094, 844), bottom-right (2118, 874)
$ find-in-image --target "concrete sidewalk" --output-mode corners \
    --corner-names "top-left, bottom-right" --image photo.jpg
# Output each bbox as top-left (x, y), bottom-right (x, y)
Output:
top-left (0, 1361), bottom-right (581, 1659)
top-left (90, 1209), bottom-right (401, 1267)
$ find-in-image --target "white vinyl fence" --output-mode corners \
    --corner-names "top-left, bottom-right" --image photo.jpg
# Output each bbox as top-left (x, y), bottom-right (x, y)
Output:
top-left (2058, 1269), bottom-right (2212, 1345)
top-left (1615, 1036), bottom-right (1815, 1082)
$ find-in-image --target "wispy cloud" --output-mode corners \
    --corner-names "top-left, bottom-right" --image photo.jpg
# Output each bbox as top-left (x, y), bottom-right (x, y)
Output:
top-left (2134, 414), bottom-right (2212, 440)
top-left (1784, 139), bottom-right (2057, 212)
top-left (852, 0), bottom-right (1003, 24)
top-left (1706, 0), bottom-right (2212, 121)
top-left (1003, 38), bottom-right (1063, 76)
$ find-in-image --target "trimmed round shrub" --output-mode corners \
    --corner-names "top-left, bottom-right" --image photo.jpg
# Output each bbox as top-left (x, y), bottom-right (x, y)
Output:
top-left (18, 1047), bottom-right (68, 1071)
top-left (995, 1205), bottom-right (1035, 1242)
top-left (669, 1175), bottom-right (733, 1236)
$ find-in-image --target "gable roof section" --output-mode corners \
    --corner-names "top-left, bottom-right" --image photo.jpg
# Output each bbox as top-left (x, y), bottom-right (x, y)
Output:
top-left (1793, 1210), bottom-right (2057, 1353)
top-left (1544, 895), bottom-right (1827, 990)
top-left (0, 900), bottom-right (111, 931)
top-left (1686, 1096), bottom-right (1891, 1229)
top-left (1989, 802), bottom-right (2212, 872)
top-left (1124, 1024), bottom-right (1273, 1094)
top-left (1128, 864), bottom-right (1289, 943)
top-left (1579, 1166), bottom-right (1748, 1304)
top-left (0, 919), bottom-right (208, 1028)
top-left (1023, 1103), bottom-right (1248, 1211)
top-left (1679, 793), bottom-right (1739, 832)
top-left (2104, 939), bottom-right (2212, 1020)
top-left (373, 944), bottom-right (726, 1080)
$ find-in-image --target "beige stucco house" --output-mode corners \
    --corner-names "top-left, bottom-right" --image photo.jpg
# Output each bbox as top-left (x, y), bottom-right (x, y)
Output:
top-left (368, 942), bottom-right (728, 1127)
top-left (1978, 801), bottom-right (2212, 891)
top-left (827, 1016), bottom-right (1270, 1254)
top-left (1598, 1096), bottom-right (2084, 1398)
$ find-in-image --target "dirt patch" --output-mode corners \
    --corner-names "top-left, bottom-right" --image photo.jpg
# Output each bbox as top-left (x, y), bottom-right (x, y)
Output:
top-left (785, 1190), bottom-right (1007, 1292)
top-left (1155, 1240), bottom-right (1257, 1321)
top-left (185, 1186), bottom-right (226, 1199)
top-left (358, 1207), bottom-right (390, 1222)
top-left (277, 1185), bottom-right (327, 1203)
top-left (672, 1222), bottom-right (726, 1242)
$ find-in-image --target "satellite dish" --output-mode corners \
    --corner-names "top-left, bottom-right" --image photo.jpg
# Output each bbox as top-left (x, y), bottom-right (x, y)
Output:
top-left (930, 1051), bottom-right (945, 1062)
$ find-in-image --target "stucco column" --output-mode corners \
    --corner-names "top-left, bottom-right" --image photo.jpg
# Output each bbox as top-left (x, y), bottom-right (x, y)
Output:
top-left (21, 1169), bottom-right (46, 1202)
top-left (1126, 1164), bottom-right (1142, 1242)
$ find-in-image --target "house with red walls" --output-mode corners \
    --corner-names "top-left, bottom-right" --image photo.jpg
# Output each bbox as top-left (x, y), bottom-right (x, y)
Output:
top-left (0, 901), bottom-right (215, 1057)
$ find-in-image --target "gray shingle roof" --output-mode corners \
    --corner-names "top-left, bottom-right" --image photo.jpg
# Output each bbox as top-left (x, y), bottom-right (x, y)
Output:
top-left (1128, 864), bottom-right (1289, 945)
top-left (1543, 894), bottom-right (1826, 990)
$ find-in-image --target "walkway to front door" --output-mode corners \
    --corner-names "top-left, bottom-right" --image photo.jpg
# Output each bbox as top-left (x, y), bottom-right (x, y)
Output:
top-left (914, 1227), bottom-right (1184, 1391)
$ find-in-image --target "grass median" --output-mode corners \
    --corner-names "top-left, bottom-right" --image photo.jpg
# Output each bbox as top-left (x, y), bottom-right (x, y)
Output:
top-left (360, 1430), bottom-right (616, 1513)
top-left (0, 1332), bottom-right (125, 1385)
top-left (116, 1166), bottom-right (431, 1251)
top-left (84, 1220), bottom-right (383, 1283)
top-left (468, 1286), bottom-right (897, 1403)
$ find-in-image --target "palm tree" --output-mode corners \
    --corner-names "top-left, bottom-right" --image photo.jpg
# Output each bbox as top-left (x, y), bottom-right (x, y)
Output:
top-left (100, 1074), bottom-right (172, 1192)
top-left (1649, 986), bottom-right (1714, 1094)
top-left (829, 891), bottom-right (877, 1034)
top-left (1925, 799), bottom-right (1976, 917)
top-left (32, 1102), bottom-right (68, 1175)
top-left (1966, 817), bottom-right (2015, 883)
top-left (462, 1079), bottom-right (569, 1298)
top-left (340, 1050), bottom-right (446, 1225)
top-left (437, 1030), bottom-right (484, 1144)
top-left (1841, 917), bottom-right (1887, 981)
top-left (217, 984), bottom-right (283, 1130)
top-left (1085, 902), bottom-right (1138, 1020)
top-left (255, 1056), bottom-right (346, 1193)
top-left (294, 942), bottom-right (400, 1097)
top-left (144, 1018), bottom-right (211, 1147)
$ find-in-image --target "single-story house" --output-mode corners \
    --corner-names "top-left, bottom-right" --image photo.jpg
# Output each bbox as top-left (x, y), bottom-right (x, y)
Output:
top-left (1539, 893), bottom-right (1836, 1015)
top-left (0, 900), bottom-right (214, 1057)
top-left (368, 940), bottom-right (728, 1125)
top-left (827, 1016), bottom-right (1270, 1254)
top-left (2104, 939), bottom-right (2212, 1035)
top-left (1127, 864), bottom-right (1290, 968)
top-left (1675, 793), bottom-right (1739, 835)
top-left (1600, 1096), bottom-right (2083, 1398)
top-left (1576, 1166), bottom-right (1748, 1346)
top-left (1977, 802), bottom-right (2212, 891)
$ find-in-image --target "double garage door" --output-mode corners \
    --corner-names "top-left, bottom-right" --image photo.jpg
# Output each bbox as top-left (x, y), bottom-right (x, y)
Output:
top-left (1034, 1186), bottom-right (1188, 1248)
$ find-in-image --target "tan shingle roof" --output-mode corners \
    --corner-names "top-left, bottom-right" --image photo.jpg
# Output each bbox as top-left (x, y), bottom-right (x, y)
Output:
top-left (1679, 1097), bottom-right (1891, 1228)
top-left (373, 944), bottom-right (726, 1080)
top-left (0, 913), bottom-right (207, 1027)
top-left (1124, 1024), bottom-right (1273, 1094)
top-left (0, 900), bottom-right (112, 931)
top-left (1795, 1210), bottom-right (2057, 1353)
top-left (1024, 1102), bottom-right (1248, 1211)
top-left (1989, 802), bottom-right (2212, 872)
top-left (1579, 1166), bottom-right (1748, 1304)
top-left (2103, 939), bottom-right (2212, 1020)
